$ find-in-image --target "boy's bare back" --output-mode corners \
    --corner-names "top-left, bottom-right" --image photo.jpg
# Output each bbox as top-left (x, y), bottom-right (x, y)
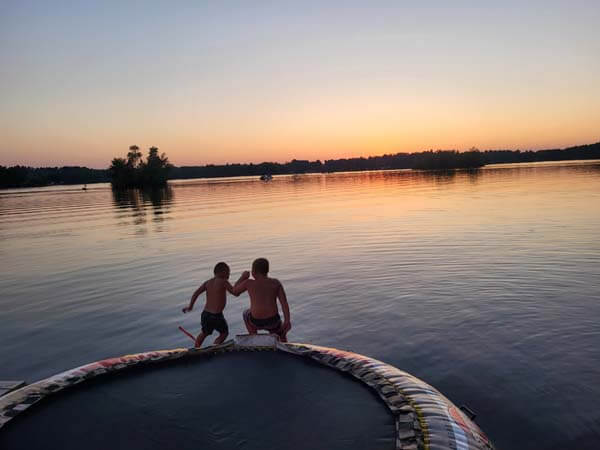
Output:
top-left (233, 258), bottom-right (291, 340)
top-left (182, 275), bottom-right (237, 314)
top-left (181, 262), bottom-right (246, 348)
top-left (203, 277), bottom-right (230, 313)
top-left (182, 261), bottom-right (247, 317)
top-left (245, 276), bottom-right (283, 319)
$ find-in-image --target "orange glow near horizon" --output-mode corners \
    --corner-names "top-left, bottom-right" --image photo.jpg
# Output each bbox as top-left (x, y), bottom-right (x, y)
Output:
top-left (3, 89), bottom-right (599, 168)
top-left (3, 107), bottom-right (598, 168)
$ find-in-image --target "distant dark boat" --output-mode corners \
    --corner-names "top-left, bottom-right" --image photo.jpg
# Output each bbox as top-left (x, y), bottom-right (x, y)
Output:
top-left (260, 174), bottom-right (273, 181)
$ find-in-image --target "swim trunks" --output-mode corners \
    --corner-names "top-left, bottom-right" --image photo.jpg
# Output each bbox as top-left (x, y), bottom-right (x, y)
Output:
top-left (243, 309), bottom-right (287, 342)
top-left (201, 310), bottom-right (228, 335)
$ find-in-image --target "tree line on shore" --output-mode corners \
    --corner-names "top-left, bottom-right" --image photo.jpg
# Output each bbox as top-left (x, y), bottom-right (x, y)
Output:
top-left (0, 165), bottom-right (109, 189)
top-left (2, 141), bottom-right (599, 189)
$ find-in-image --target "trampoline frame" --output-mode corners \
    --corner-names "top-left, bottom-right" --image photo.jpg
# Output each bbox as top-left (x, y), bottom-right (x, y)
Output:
top-left (0, 335), bottom-right (493, 450)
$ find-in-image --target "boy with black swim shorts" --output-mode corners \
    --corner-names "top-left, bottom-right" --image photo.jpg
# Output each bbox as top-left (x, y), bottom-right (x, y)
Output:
top-left (182, 262), bottom-right (245, 347)
top-left (233, 258), bottom-right (292, 342)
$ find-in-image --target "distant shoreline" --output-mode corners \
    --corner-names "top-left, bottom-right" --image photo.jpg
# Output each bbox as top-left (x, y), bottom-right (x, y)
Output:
top-left (2, 142), bottom-right (599, 189)
top-left (1, 158), bottom-right (599, 192)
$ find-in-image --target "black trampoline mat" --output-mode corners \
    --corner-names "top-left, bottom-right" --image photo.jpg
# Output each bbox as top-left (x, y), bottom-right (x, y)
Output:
top-left (0, 351), bottom-right (395, 450)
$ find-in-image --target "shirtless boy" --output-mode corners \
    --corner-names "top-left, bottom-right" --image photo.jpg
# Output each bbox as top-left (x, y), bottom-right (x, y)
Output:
top-left (233, 258), bottom-right (291, 342)
top-left (182, 262), bottom-right (244, 347)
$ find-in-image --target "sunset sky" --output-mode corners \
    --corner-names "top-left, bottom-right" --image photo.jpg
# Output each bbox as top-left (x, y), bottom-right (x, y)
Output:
top-left (1, 1), bottom-right (599, 168)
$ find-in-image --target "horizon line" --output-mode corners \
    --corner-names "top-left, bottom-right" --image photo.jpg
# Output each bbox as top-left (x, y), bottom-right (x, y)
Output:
top-left (2, 140), bottom-right (599, 170)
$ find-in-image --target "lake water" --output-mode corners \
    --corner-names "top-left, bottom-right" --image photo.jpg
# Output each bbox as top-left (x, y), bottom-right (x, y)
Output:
top-left (1, 160), bottom-right (599, 449)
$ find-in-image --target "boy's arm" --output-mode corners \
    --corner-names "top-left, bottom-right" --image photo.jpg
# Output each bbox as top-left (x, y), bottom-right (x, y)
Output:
top-left (277, 282), bottom-right (291, 332)
top-left (231, 271), bottom-right (250, 296)
top-left (182, 281), bottom-right (207, 313)
top-left (224, 280), bottom-right (240, 297)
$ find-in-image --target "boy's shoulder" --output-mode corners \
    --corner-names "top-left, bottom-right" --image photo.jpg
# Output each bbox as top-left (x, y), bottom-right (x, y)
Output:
top-left (211, 276), bottom-right (227, 285)
top-left (205, 276), bottom-right (218, 286)
top-left (268, 277), bottom-right (282, 286)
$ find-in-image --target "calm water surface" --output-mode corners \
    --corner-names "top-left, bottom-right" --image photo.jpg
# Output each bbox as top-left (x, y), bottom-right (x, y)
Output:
top-left (1, 161), bottom-right (600, 449)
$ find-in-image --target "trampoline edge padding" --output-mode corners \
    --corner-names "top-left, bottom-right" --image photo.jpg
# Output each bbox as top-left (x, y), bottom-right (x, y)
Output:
top-left (0, 338), bottom-right (494, 450)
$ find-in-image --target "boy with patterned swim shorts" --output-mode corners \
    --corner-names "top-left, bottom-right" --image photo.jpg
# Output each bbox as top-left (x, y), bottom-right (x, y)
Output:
top-left (233, 258), bottom-right (292, 342)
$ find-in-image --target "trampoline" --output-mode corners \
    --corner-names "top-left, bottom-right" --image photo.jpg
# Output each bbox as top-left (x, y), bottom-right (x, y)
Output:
top-left (0, 335), bottom-right (494, 450)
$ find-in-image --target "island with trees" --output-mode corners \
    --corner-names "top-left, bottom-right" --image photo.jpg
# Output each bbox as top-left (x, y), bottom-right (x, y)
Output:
top-left (108, 145), bottom-right (172, 188)
top-left (1, 141), bottom-right (598, 189)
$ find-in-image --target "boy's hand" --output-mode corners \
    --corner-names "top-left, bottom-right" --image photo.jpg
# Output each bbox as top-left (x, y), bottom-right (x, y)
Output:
top-left (283, 321), bottom-right (292, 333)
top-left (241, 271), bottom-right (250, 280)
top-left (182, 306), bottom-right (192, 313)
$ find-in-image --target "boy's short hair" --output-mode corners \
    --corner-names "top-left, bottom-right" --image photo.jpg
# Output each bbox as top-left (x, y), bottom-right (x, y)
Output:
top-left (214, 262), bottom-right (230, 275)
top-left (252, 258), bottom-right (269, 275)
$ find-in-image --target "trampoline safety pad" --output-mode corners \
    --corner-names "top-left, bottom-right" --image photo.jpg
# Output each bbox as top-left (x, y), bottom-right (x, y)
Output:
top-left (0, 335), bottom-right (494, 450)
